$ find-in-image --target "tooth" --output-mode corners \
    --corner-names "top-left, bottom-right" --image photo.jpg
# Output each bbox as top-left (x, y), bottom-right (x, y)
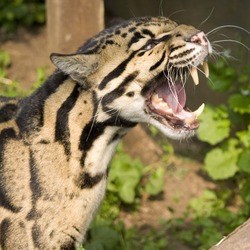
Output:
top-left (159, 102), bottom-right (168, 107)
top-left (190, 67), bottom-right (199, 85)
top-left (152, 94), bottom-right (163, 103)
top-left (202, 61), bottom-right (209, 78)
top-left (185, 117), bottom-right (196, 125)
top-left (152, 94), bottom-right (158, 102)
top-left (193, 103), bottom-right (205, 117)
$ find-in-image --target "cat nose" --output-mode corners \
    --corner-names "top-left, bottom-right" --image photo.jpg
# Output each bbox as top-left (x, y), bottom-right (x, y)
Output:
top-left (191, 31), bottom-right (208, 46)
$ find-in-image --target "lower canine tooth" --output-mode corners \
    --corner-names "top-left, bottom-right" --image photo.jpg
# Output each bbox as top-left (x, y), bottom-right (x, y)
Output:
top-left (202, 61), bottom-right (209, 78)
top-left (159, 102), bottom-right (168, 107)
top-left (193, 103), bottom-right (205, 117)
top-left (152, 94), bottom-right (162, 103)
top-left (190, 67), bottom-right (199, 85)
top-left (185, 117), bottom-right (196, 125)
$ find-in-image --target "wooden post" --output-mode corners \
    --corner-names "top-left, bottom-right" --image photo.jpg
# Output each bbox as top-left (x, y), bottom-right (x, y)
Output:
top-left (46, 0), bottom-right (104, 54)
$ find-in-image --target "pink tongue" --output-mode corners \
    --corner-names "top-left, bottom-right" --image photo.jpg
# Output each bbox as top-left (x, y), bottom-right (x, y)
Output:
top-left (155, 83), bottom-right (186, 113)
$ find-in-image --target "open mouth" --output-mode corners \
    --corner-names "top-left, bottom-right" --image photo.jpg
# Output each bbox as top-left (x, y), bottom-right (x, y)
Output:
top-left (145, 62), bottom-right (209, 131)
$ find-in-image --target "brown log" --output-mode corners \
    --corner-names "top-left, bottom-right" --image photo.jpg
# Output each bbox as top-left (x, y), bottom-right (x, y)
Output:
top-left (46, 0), bottom-right (104, 54)
top-left (210, 218), bottom-right (250, 250)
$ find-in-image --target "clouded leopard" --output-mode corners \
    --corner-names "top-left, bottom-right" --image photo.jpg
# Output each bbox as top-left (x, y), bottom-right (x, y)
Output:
top-left (0, 16), bottom-right (211, 249)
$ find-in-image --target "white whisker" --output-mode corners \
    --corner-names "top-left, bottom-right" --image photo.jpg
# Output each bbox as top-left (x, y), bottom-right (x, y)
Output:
top-left (186, 60), bottom-right (217, 88)
top-left (86, 95), bottom-right (104, 141)
top-left (167, 9), bottom-right (186, 20)
top-left (206, 25), bottom-right (250, 36)
top-left (198, 8), bottom-right (214, 28)
top-left (186, 60), bottom-right (207, 79)
top-left (115, 109), bottom-right (122, 126)
top-left (212, 40), bottom-right (250, 51)
top-left (158, 0), bottom-right (164, 17)
top-left (164, 65), bottom-right (183, 106)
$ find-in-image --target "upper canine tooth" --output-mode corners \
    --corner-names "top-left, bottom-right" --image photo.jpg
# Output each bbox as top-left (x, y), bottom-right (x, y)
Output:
top-left (190, 67), bottom-right (199, 85)
top-left (202, 61), bottom-right (209, 78)
top-left (193, 103), bottom-right (205, 117)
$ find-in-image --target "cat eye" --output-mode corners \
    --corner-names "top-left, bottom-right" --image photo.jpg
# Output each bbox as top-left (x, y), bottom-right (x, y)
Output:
top-left (142, 40), bottom-right (158, 50)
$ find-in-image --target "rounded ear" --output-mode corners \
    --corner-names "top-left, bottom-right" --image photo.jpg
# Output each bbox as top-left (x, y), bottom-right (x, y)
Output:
top-left (50, 53), bottom-right (100, 88)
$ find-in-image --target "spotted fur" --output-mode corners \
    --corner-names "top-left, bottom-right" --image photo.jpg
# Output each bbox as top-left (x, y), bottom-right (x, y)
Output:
top-left (0, 16), bottom-right (211, 249)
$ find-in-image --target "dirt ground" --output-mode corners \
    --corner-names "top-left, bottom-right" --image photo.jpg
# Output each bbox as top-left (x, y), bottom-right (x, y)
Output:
top-left (1, 27), bottom-right (215, 249)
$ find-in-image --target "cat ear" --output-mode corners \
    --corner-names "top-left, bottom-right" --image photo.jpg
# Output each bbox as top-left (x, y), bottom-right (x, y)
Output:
top-left (50, 53), bottom-right (100, 88)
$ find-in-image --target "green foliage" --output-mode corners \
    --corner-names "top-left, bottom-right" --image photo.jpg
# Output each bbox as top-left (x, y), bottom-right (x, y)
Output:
top-left (207, 59), bottom-right (237, 92)
top-left (84, 224), bottom-right (121, 250)
top-left (189, 190), bottom-right (224, 217)
top-left (0, 50), bottom-right (46, 97)
top-left (0, 0), bottom-right (46, 32)
top-left (167, 185), bottom-right (248, 250)
top-left (198, 105), bottom-right (230, 145)
top-left (31, 65), bottom-right (47, 91)
top-left (229, 94), bottom-right (250, 114)
top-left (238, 149), bottom-right (250, 174)
top-left (204, 139), bottom-right (241, 180)
top-left (84, 221), bottom-right (169, 250)
top-left (145, 167), bottom-right (165, 195)
top-left (0, 49), bottom-right (25, 96)
top-left (84, 218), bottom-right (169, 250)
top-left (198, 59), bottom-right (250, 182)
top-left (0, 49), bottom-right (11, 68)
top-left (108, 144), bottom-right (165, 203)
top-left (194, 58), bottom-right (250, 248)
top-left (108, 144), bottom-right (144, 203)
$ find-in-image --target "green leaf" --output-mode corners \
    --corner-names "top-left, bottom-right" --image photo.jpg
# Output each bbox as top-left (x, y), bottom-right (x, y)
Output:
top-left (145, 167), bottom-right (165, 195)
top-left (0, 50), bottom-right (11, 68)
top-left (240, 180), bottom-right (250, 203)
top-left (32, 66), bottom-right (47, 90)
top-left (208, 60), bottom-right (236, 92)
top-left (189, 190), bottom-right (223, 217)
top-left (204, 143), bottom-right (241, 180)
top-left (108, 144), bottom-right (144, 204)
top-left (198, 105), bottom-right (230, 145)
top-left (119, 182), bottom-right (136, 203)
top-left (238, 150), bottom-right (250, 174)
top-left (84, 242), bottom-right (103, 250)
top-left (85, 225), bottom-right (120, 250)
top-left (237, 127), bottom-right (250, 148)
top-left (229, 94), bottom-right (250, 114)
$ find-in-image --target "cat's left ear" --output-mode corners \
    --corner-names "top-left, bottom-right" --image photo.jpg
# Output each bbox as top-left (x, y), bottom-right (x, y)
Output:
top-left (50, 53), bottom-right (100, 88)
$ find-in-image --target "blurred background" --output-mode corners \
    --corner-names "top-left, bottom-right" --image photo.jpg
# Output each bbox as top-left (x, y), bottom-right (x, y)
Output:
top-left (0, 1), bottom-right (250, 249)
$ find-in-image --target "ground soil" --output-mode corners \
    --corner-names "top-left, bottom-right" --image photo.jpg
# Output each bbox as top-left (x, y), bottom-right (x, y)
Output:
top-left (0, 27), bottom-right (215, 250)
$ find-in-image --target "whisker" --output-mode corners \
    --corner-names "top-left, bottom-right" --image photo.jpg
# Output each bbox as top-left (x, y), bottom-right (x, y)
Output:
top-left (158, 0), bottom-right (164, 17)
top-left (167, 9), bottom-right (187, 20)
top-left (186, 61), bottom-right (207, 78)
top-left (115, 109), bottom-right (122, 126)
top-left (198, 8), bottom-right (214, 28)
top-left (86, 95), bottom-right (104, 141)
top-left (106, 108), bottom-right (120, 117)
top-left (206, 25), bottom-right (250, 36)
top-left (128, 7), bottom-right (136, 18)
top-left (211, 46), bottom-right (238, 61)
top-left (186, 60), bottom-right (217, 88)
top-left (164, 65), bottom-right (185, 106)
top-left (163, 67), bottom-right (177, 100)
top-left (212, 39), bottom-right (250, 51)
top-left (169, 75), bottom-right (179, 103)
